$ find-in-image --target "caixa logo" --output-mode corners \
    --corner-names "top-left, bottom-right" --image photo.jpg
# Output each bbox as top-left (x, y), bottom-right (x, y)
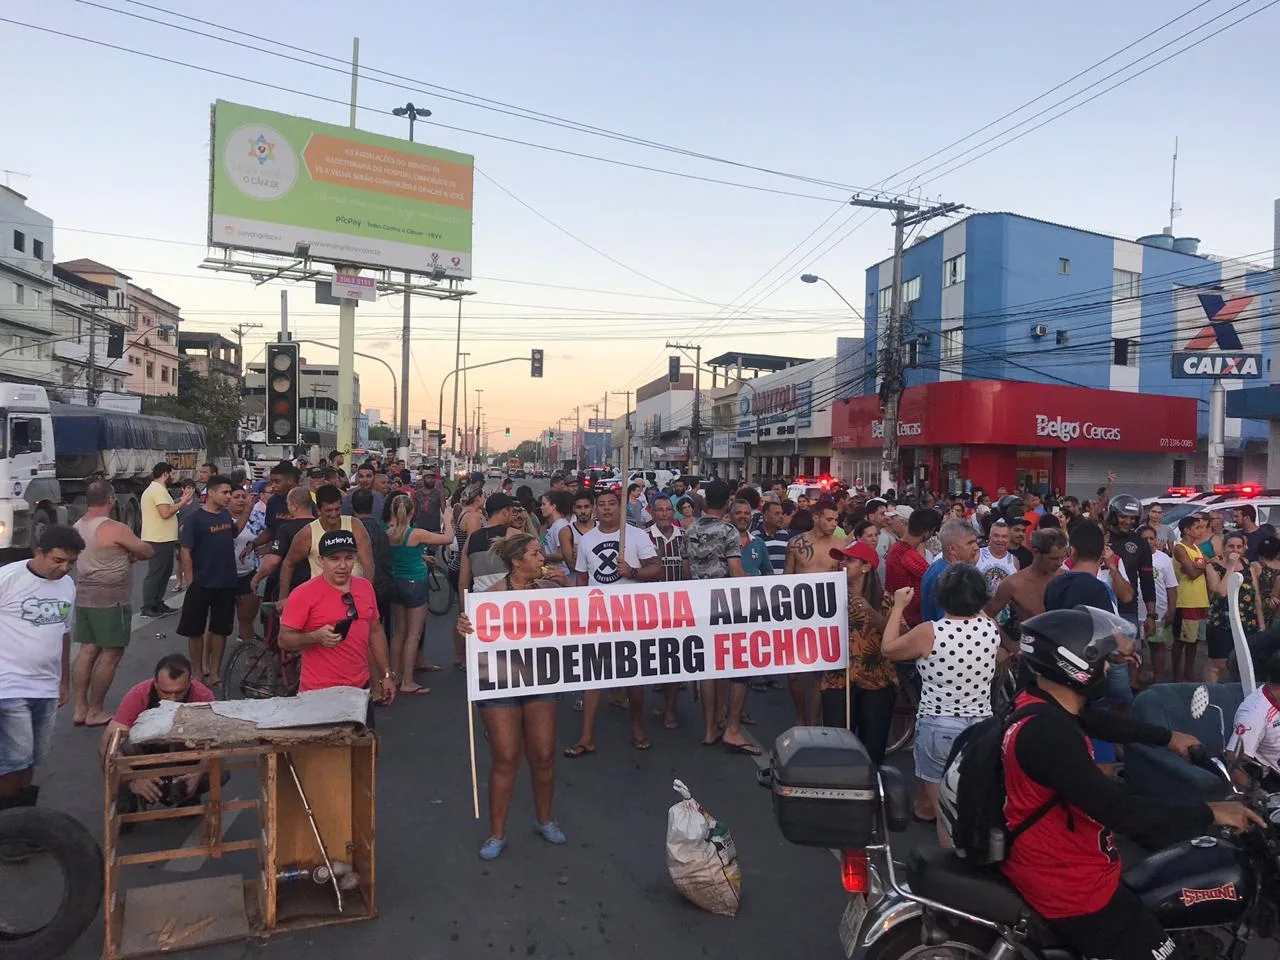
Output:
top-left (1034, 415), bottom-right (1122, 443)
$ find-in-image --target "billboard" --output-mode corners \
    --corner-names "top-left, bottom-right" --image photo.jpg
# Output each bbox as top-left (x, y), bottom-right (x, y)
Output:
top-left (209, 100), bottom-right (473, 278)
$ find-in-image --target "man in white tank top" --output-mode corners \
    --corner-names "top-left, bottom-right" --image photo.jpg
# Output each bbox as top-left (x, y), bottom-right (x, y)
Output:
top-left (277, 485), bottom-right (373, 607)
top-left (71, 480), bottom-right (155, 726)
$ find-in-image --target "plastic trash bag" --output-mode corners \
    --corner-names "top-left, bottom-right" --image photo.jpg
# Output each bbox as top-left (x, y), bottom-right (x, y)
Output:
top-left (666, 778), bottom-right (742, 916)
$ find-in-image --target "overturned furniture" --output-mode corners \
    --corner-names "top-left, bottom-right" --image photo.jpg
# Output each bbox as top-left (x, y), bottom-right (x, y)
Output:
top-left (100, 687), bottom-right (376, 959)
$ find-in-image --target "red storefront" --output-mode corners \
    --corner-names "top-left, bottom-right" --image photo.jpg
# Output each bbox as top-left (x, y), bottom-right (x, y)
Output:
top-left (833, 381), bottom-right (1198, 497)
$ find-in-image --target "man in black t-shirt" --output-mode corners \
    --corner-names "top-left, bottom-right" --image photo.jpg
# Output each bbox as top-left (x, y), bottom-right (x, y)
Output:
top-left (1008, 518), bottom-right (1034, 569)
top-left (178, 475), bottom-right (238, 685)
top-left (252, 486), bottom-right (315, 602)
top-left (258, 460), bottom-right (306, 545)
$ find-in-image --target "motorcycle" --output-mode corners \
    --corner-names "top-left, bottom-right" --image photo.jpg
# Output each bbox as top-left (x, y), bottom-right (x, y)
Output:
top-left (763, 686), bottom-right (1280, 960)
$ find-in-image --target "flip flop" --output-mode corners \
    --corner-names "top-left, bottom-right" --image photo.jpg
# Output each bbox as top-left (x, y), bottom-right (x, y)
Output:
top-left (700, 735), bottom-right (722, 747)
top-left (663, 718), bottom-right (679, 730)
top-left (740, 713), bottom-right (757, 726)
top-left (563, 743), bottom-right (595, 759)
top-left (572, 699), bottom-right (584, 712)
top-left (398, 686), bottom-right (431, 696)
top-left (650, 707), bottom-right (667, 719)
top-left (724, 741), bottom-right (762, 757)
top-left (85, 717), bottom-right (112, 728)
top-left (415, 663), bottom-right (444, 673)
top-left (632, 737), bottom-right (652, 751)
top-left (72, 719), bottom-right (85, 727)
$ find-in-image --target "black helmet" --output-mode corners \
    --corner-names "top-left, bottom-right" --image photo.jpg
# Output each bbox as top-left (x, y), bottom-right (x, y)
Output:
top-left (1107, 493), bottom-right (1142, 528)
top-left (1019, 606), bottom-right (1134, 698)
top-left (995, 494), bottom-right (1024, 523)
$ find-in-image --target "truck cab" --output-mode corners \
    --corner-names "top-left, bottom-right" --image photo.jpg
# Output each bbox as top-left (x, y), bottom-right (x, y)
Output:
top-left (0, 384), bottom-right (62, 549)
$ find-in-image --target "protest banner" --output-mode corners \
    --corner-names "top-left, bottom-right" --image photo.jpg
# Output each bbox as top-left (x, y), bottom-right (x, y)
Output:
top-left (463, 572), bottom-right (848, 703)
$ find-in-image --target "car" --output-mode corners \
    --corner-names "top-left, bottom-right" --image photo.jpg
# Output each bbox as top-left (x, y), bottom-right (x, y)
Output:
top-left (629, 469), bottom-right (678, 490)
top-left (487, 467), bottom-right (504, 479)
top-left (785, 475), bottom-right (838, 504)
top-left (511, 469), bottom-right (526, 479)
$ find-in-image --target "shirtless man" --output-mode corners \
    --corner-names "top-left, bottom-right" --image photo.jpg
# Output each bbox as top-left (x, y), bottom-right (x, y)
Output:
top-left (984, 526), bottom-right (1068, 649)
top-left (784, 497), bottom-right (844, 724)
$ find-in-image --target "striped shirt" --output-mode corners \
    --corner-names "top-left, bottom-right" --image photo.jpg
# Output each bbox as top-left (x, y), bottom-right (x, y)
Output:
top-left (649, 525), bottom-right (687, 582)
top-left (761, 530), bottom-right (790, 575)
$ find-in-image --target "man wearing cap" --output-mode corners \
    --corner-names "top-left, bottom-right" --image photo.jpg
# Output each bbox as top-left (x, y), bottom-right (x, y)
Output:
top-left (279, 530), bottom-right (396, 715)
top-left (460, 493), bottom-right (516, 596)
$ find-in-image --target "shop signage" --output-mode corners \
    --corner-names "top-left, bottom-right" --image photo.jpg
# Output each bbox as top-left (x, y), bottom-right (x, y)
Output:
top-left (870, 420), bottom-right (922, 439)
top-left (332, 272), bottom-right (377, 302)
top-left (833, 380), bottom-right (1195, 453)
top-left (739, 380), bottom-right (813, 430)
top-left (1171, 353), bottom-right (1262, 379)
top-left (1033, 415), bottom-right (1122, 443)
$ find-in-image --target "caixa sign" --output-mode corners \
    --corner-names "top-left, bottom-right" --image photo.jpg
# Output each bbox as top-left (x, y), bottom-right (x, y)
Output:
top-left (1035, 415), bottom-right (1121, 443)
top-left (1172, 353), bottom-right (1262, 379)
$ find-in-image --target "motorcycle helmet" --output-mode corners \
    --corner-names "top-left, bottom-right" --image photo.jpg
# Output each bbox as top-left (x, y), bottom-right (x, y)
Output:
top-left (1019, 606), bottom-right (1135, 698)
top-left (995, 494), bottom-right (1024, 524)
top-left (1106, 493), bottom-right (1142, 529)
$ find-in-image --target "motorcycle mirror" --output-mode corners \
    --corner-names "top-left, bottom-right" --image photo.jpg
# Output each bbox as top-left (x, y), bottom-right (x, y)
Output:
top-left (1190, 684), bottom-right (1210, 720)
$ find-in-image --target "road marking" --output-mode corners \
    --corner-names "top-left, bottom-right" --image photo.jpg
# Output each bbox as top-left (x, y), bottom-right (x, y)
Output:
top-left (163, 806), bottom-right (244, 873)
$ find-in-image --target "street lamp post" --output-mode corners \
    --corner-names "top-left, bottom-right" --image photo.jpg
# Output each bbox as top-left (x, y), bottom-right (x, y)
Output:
top-left (391, 101), bottom-right (433, 465)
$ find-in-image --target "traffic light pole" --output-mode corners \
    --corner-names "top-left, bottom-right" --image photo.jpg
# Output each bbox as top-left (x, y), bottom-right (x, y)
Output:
top-left (437, 355), bottom-right (532, 476)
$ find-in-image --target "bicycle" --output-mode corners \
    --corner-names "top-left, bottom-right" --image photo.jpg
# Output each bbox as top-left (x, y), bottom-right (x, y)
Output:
top-left (221, 601), bottom-right (300, 699)
top-left (426, 553), bottom-right (454, 616)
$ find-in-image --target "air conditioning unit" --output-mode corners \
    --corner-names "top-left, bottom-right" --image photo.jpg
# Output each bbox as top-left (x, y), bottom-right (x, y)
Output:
top-left (1031, 323), bottom-right (1049, 338)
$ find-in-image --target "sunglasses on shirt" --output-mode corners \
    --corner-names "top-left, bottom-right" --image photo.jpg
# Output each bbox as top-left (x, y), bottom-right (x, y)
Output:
top-left (334, 591), bottom-right (358, 639)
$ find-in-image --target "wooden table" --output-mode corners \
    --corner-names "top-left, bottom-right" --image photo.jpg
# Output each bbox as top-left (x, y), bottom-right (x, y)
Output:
top-left (101, 704), bottom-right (376, 959)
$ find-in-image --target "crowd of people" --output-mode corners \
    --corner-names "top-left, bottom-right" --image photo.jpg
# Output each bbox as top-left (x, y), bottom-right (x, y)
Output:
top-left (4, 455), bottom-right (1280, 903)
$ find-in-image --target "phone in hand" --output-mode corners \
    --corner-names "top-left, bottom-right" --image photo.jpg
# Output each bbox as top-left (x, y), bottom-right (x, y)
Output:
top-left (334, 618), bottom-right (354, 639)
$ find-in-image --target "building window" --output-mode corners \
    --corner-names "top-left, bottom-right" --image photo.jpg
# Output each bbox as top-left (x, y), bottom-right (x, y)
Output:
top-left (144, 315), bottom-right (152, 327)
top-left (128, 305), bottom-right (138, 329)
top-left (940, 327), bottom-right (963, 365)
top-left (943, 254), bottom-right (965, 287)
top-left (160, 366), bottom-right (169, 384)
top-left (145, 361), bottom-right (154, 378)
top-left (30, 290), bottom-right (41, 310)
top-left (115, 291), bottom-right (124, 308)
top-left (901, 276), bottom-right (921, 304)
top-left (13, 282), bottom-right (24, 305)
top-left (12, 230), bottom-right (24, 253)
top-left (1112, 268), bottom-right (1140, 300)
top-left (1058, 257), bottom-right (1071, 275)
top-left (877, 286), bottom-right (893, 319)
top-left (1111, 337), bottom-right (1137, 367)
top-left (32, 239), bottom-right (43, 260)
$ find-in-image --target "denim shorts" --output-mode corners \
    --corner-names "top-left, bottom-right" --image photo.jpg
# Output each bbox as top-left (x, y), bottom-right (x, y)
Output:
top-left (915, 714), bottom-right (983, 783)
top-left (1106, 661), bottom-right (1133, 705)
top-left (394, 578), bottom-right (429, 610)
top-left (0, 698), bottom-right (58, 776)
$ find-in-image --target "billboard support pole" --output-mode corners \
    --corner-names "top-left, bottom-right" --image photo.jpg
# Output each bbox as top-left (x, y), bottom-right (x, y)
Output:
top-left (1208, 379), bottom-right (1226, 487)
top-left (336, 36), bottom-right (361, 457)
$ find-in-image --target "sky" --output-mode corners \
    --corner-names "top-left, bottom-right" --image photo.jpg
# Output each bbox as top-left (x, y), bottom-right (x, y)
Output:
top-left (3, 0), bottom-right (1278, 445)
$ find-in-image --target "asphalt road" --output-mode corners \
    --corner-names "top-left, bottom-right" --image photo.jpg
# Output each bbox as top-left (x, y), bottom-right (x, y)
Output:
top-left (27, 475), bottom-right (923, 960)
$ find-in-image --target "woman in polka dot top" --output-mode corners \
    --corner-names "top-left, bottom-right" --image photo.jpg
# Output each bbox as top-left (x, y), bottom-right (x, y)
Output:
top-left (883, 562), bottom-right (1001, 833)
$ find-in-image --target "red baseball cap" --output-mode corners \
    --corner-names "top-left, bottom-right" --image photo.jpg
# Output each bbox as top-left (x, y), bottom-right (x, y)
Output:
top-left (830, 540), bottom-right (880, 569)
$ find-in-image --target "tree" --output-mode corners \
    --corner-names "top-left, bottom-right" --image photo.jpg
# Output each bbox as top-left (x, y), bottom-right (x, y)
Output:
top-left (513, 439), bottom-right (541, 463)
top-left (368, 424), bottom-right (396, 444)
top-left (142, 359), bottom-right (243, 457)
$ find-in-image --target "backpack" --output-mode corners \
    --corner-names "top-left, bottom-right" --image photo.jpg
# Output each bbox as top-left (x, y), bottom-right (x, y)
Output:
top-left (937, 701), bottom-right (1056, 865)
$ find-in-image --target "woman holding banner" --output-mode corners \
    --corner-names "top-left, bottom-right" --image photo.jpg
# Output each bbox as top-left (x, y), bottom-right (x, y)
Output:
top-left (820, 540), bottom-right (894, 762)
top-left (456, 532), bottom-right (567, 861)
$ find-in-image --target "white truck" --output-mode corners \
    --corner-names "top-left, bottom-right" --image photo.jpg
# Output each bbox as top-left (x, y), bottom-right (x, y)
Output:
top-left (239, 429), bottom-right (334, 481)
top-left (0, 382), bottom-right (207, 549)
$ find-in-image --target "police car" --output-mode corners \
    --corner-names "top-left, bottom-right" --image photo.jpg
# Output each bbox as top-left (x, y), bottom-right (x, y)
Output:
top-left (1159, 484), bottom-right (1280, 533)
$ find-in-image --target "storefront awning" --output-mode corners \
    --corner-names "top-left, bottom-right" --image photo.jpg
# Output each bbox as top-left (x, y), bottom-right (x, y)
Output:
top-left (833, 380), bottom-right (1196, 453)
top-left (1225, 385), bottom-right (1280, 420)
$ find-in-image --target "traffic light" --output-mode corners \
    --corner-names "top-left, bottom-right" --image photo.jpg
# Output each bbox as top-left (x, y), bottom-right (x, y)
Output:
top-left (531, 348), bottom-right (544, 378)
top-left (106, 324), bottom-right (125, 359)
top-left (668, 356), bottom-right (680, 383)
top-left (265, 341), bottom-right (300, 444)
top-left (505, 427), bottom-right (510, 438)
top-left (548, 430), bottom-right (556, 442)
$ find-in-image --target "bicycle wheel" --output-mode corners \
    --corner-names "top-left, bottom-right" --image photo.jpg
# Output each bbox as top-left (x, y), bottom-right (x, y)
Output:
top-left (887, 670), bottom-right (920, 755)
top-left (427, 562), bottom-right (454, 616)
top-left (222, 641), bottom-right (278, 700)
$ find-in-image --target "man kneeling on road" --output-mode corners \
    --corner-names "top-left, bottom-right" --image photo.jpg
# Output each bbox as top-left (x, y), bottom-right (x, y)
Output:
top-left (99, 654), bottom-right (217, 813)
top-left (279, 530), bottom-right (397, 725)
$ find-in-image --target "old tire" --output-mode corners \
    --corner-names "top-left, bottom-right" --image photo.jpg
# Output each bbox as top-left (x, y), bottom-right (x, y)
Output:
top-left (0, 807), bottom-right (103, 960)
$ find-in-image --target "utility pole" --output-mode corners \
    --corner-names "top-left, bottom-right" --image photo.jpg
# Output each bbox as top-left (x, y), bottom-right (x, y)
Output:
top-left (850, 196), bottom-right (964, 492)
top-left (279, 290), bottom-right (289, 340)
top-left (666, 341), bottom-right (702, 475)
top-left (611, 390), bottom-right (633, 550)
top-left (228, 322), bottom-right (262, 387)
top-left (602, 392), bottom-right (609, 466)
top-left (574, 405), bottom-right (582, 473)
top-left (475, 389), bottom-right (483, 468)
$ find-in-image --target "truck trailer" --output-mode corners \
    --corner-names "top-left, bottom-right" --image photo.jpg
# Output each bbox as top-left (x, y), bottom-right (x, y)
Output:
top-left (0, 383), bottom-right (207, 549)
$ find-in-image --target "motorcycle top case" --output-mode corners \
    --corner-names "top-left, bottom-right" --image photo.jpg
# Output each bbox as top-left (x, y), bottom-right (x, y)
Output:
top-left (770, 726), bottom-right (877, 849)
top-left (1123, 835), bottom-right (1255, 930)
